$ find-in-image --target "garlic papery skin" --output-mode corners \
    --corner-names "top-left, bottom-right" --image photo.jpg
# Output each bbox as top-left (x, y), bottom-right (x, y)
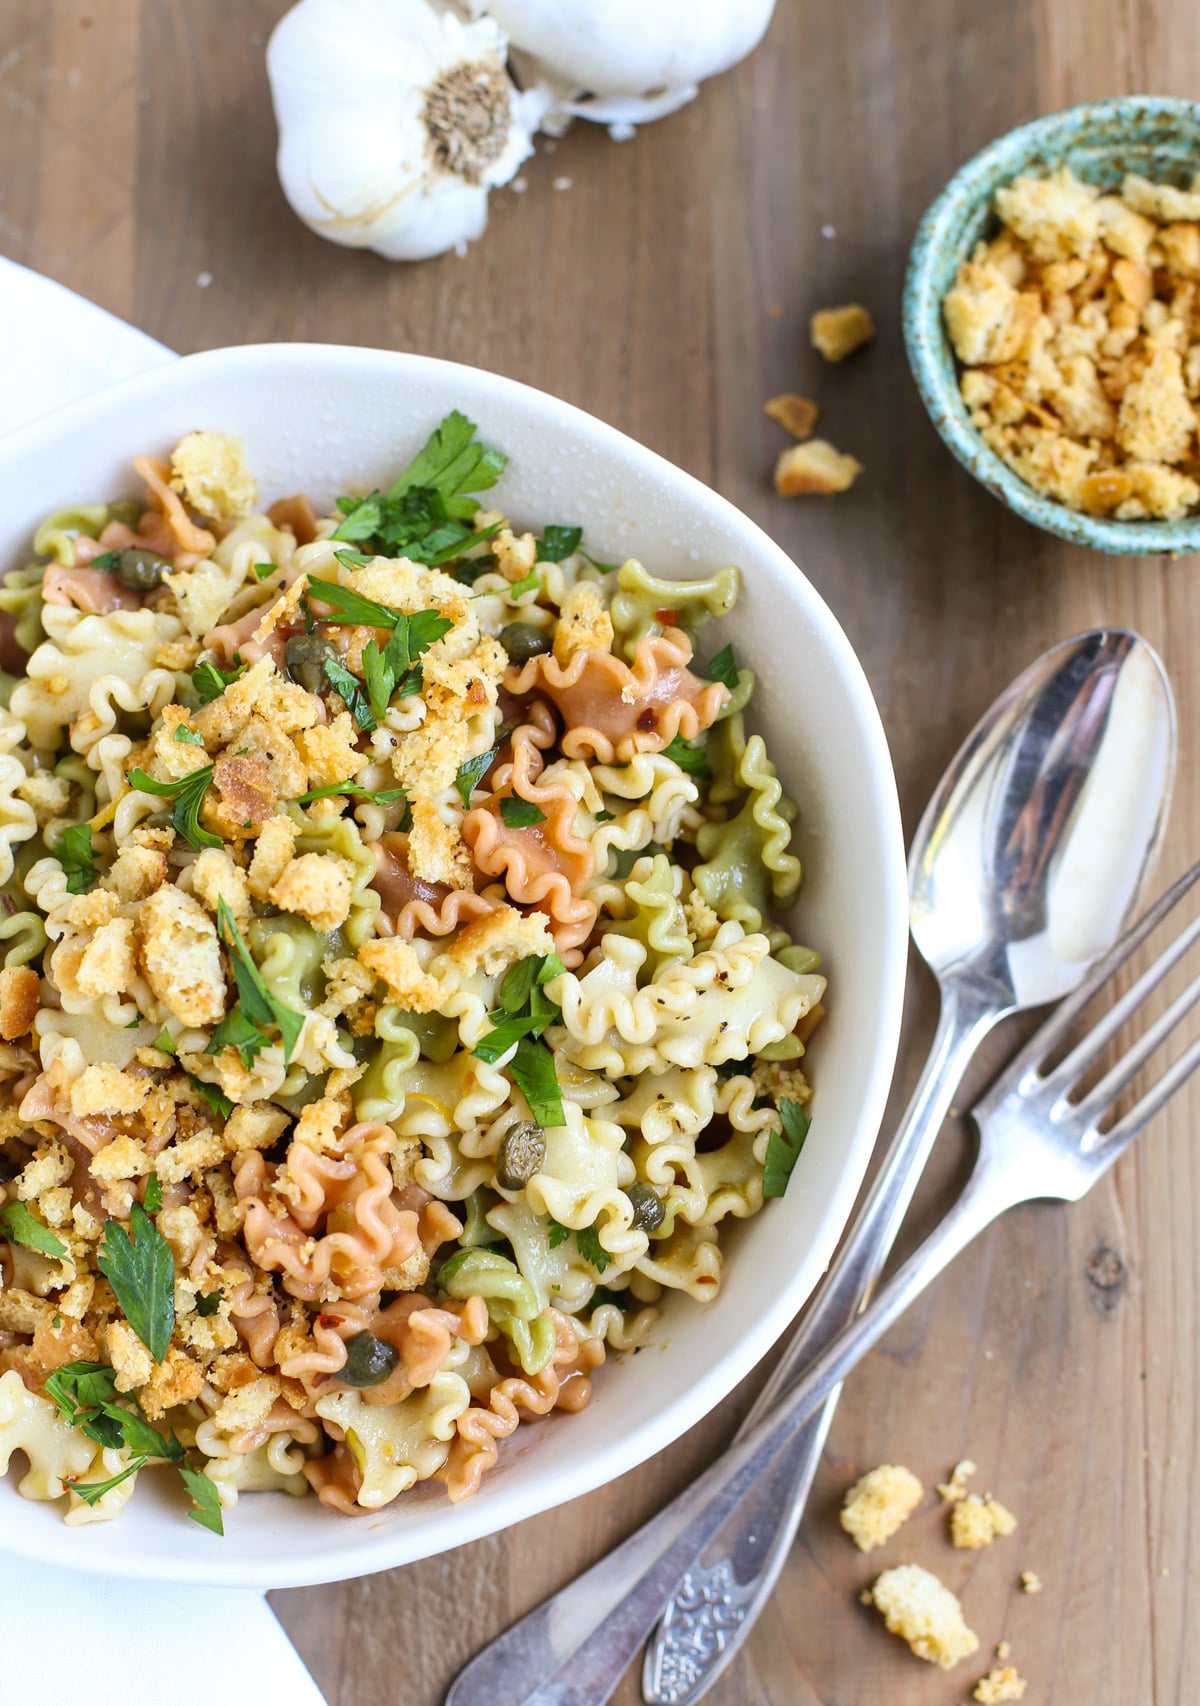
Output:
top-left (267, 0), bottom-right (543, 262)
top-left (463, 0), bottom-right (777, 120)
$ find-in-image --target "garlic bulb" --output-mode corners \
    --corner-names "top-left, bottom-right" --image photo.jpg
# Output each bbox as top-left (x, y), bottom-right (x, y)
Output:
top-left (267, 0), bottom-right (543, 262)
top-left (463, 0), bottom-right (777, 126)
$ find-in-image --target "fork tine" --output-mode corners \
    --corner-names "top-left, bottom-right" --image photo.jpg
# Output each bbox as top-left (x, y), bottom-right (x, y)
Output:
top-left (1072, 963), bottom-right (1200, 1124)
top-left (1095, 1029), bottom-right (1200, 1156)
top-left (999, 858), bottom-right (1200, 1086)
top-left (1049, 909), bottom-right (1200, 1095)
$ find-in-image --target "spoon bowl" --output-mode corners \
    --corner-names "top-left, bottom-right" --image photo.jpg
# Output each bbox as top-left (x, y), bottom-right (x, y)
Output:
top-left (910, 628), bottom-right (1174, 1013)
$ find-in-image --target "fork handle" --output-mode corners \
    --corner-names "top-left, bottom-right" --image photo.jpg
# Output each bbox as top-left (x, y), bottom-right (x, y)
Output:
top-left (445, 1152), bottom-right (1011, 1706)
top-left (642, 984), bottom-right (1001, 1706)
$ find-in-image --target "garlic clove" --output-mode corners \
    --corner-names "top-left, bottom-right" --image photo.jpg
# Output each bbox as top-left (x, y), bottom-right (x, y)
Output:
top-left (268, 0), bottom-right (541, 263)
top-left (464, 0), bottom-right (777, 111)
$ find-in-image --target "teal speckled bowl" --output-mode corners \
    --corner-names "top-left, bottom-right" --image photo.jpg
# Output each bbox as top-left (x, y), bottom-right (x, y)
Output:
top-left (903, 96), bottom-right (1200, 555)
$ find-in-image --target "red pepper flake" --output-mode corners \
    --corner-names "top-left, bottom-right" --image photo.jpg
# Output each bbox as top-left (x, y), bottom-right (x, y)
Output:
top-left (654, 607), bottom-right (679, 626)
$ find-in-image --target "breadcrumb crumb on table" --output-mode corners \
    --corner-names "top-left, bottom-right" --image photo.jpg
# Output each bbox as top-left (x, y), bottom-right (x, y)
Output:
top-left (1020, 1569), bottom-right (1042, 1594)
top-left (937, 1459), bottom-right (977, 1502)
top-left (950, 1493), bottom-right (1018, 1549)
top-left (775, 439), bottom-right (863, 496)
top-left (864, 1563), bottom-right (980, 1669)
top-left (840, 1463), bottom-right (924, 1551)
top-left (764, 394), bottom-right (820, 440)
top-left (810, 303), bottom-right (876, 361)
top-left (973, 1663), bottom-right (1027, 1703)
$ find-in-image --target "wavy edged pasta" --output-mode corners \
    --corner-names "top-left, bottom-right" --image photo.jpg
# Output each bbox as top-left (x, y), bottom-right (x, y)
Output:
top-left (0, 420), bottom-right (828, 1531)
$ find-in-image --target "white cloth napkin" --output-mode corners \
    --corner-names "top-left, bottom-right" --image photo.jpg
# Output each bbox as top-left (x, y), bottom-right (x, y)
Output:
top-left (0, 1555), bottom-right (327, 1706)
top-left (0, 256), bottom-right (330, 1706)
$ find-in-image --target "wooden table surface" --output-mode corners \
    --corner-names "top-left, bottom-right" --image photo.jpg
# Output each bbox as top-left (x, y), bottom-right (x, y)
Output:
top-left (4, 2), bottom-right (1198, 1701)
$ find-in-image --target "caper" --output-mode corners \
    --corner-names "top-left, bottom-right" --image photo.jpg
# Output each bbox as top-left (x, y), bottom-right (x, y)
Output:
top-left (115, 547), bottom-right (170, 591)
top-left (285, 632), bottom-right (338, 694)
top-left (626, 1181), bottom-right (665, 1234)
top-left (339, 1331), bottom-right (400, 1388)
top-left (495, 1120), bottom-right (546, 1191)
top-left (499, 622), bottom-right (552, 666)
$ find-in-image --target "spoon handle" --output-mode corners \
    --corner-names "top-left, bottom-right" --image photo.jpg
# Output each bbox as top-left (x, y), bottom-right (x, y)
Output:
top-left (445, 982), bottom-right (1002, 1706)
top-left (640, 981), bottom-right (1001, 1706)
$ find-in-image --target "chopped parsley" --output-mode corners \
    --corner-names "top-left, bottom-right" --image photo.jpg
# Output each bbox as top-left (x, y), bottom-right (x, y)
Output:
top-left (194, 1290), bottom-right (223, 1318)
top-left (508, 566), bottom-right (540, 599)
top-left (216, 897), bottom-right (304, 1064)
top-left (252, 561), bottom-right (275, 580)
top-left (590, 1285), bottom-right (632, 1312)
top-left (508, 1036), bottom-right (565, 1128)
top-left (172, 724), bottom-right (205, 746)
top-left (152, 1026), bottom-right (176, 1056)
top-left (454, 747), bottom-right (496, 808)
top-left (142, 1174), bottom-right (163, 1214)
top-left (545, 1218), bottom-right (609, 1273)
top-left (328, 411), bottom-right (507, 565)
top-left (54, 822), bottom-right (98, 895)
top-left (473, 954), bottom-right (566, 1127)
top-left (187, 1074), bottom-right (233, 1120)
top-left (295, 778), bottom-right (408, 807)
top-left (304, 578), bottom-right (453, 723)
top-left (0, 1200), bottom-right (67, 1258)
top-left (321, 656), bottom-right (376, 732)
top-left (499, 796), bottom-right (546, 829)
top-left (97, 1203), bottom-right (176, 1363)
top-left (706, 643), bottom-right (739, 692)
top-left (192, 658), bottom-right (246, 704)
top-left (660, 733), bottom-right (711, 779)
top-left (127, 765), bottom-right (220, 852)
top-left (537, 525), bottom-right (583, 563)
top-left (90, 550), bottom-right (120, 572)
top-left (762, 1099), bottom-right (811, 1199)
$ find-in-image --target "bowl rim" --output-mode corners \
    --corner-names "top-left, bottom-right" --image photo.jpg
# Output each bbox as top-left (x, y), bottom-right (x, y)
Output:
top-left (0, 342), bottom-right (909, 1586)
top-left (903, 94), bottom-right (1200, 555)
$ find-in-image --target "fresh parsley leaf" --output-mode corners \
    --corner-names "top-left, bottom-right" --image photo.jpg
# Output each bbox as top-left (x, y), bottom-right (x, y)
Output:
top-left (575, 1224), bottom-right (610, 1274)
top-left (385, 410), bottom-right (507, 509)
top-left (173, 724), bottom-right (205, 746)
top-left (67, 1458), bottom-right (146, 1505)
top-left (54, 822), bottom-right (98, 894)
top-left (0, 1201), bottom-right (68, 1258)
top-left (660, 734), bottom-right (711, 779)
top-left (187, 1074), bottom-right (233, 1119)
top-left (97, 1203), bottom-right (175, 1362)
top-left (333, 547), bottom-right (372, 570)
top-left (473, 952), bottom-right (565, 1062)
top-left (582, 552), bottom-right (620, 573)
top-left (295, 779), bottom-right (408, 807)
top-left (127, 765), bottom-right (221, 852)
top-left (499, 796), bottom-right (546, 829)
top-left (509, 1037), bottom-right (565, 1128)
top-left (509, 566), bottom-right (540, 599)
top-left (361, 639), bottom-right (391, 724)
top-left (43, 1362), bottom-right (123, 1448)
top-left (590, 1285), bottom-right (632, 1312)
top-left (195, 1291), bottom-right (223, 1318)
top-left (538, 525), bottom-right (582, 562)
top-left (546, 1218), bottom-right (571, 1251)
top-left (216, 898), bottom-right (305, 1063)
top-left (152, 1026), bottom-right (176, 1055)
top-left (595, 810), bottom-right (614, 823)
top-left (322, 657), bottom-right (376, 732)
top-left (331, 493), bottom-right (385, 544)
top-left (706, 643), bottom-right (739, 692)
top-left (306, 576), bottom-right (403, 631)
top-left (179, 1461), bottom-right (225, 1535)
top-left (91, 549), bottom-right (120, 572)
top-left (472, 1012), bottom-right (552, 1063)
top-left (142, 1175), bottom-right (162, 1214)
top-left (762, 1099), bottom-right (811, 1200)
top-left (454, 747), bottom-right (496, 808)
top-left (192, 658), bottom-right (246, 704)
top-left (252, 561), bottom-right (275, 580)
top-left (426, 517), bottom-right (503, 565)
top-left (207, 1005), bottom-right (268, 1071)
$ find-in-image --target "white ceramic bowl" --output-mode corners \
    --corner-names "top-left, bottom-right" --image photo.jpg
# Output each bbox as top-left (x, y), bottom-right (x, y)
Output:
top-left (0, 345), bottom-right (907, 1587)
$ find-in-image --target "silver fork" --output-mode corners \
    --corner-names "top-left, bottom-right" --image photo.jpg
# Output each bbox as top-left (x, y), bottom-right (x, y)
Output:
top-left (445, 858), bottom-right (1200, 1706)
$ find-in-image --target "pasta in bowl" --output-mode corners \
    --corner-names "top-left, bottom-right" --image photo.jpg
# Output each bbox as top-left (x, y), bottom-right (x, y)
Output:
top-left (0, 345), bottom-right (905, 1585)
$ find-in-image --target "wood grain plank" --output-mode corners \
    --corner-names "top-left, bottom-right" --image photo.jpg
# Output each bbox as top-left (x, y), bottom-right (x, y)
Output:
top-left (3, 1), bottom-right (1198, 1701)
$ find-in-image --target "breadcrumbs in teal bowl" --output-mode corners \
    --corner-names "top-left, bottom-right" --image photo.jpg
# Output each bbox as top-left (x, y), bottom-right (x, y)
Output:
top-left (903, 96), bottom-right (1200, 555)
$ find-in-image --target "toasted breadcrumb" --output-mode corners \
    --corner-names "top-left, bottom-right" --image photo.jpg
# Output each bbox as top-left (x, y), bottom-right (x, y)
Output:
top-left (169, 430), bottom-right (258, 525)
top-left (764, 394), bottom-right (820, 439)
top-left (951, 1493), bottom-right (1018, 1550)
top-left (138, 885), bottom-right (228, 1028)
top-left (0, 966), bottom-right (39, 1040)
top-left (553, 582), bottom-right (614, 665)
top-left (190, 847), bottom-right (252, 924)
top-left (358, 938), bottom-right (443, 1013)
top-left (810, 303), bottom-right (876, 361)
top-left (268, 851), bottom-right (353, 933)
top-left (1020, 1570), bottom-right (1042, 1594)
top-left (944, 166), bottom-right (1200, 518)
top-left (443, 905), bottom-right (555, 978)
top-left (864, 1564), bottom-right (980, 1669)
top-left (294, 712), bottom-right (368, 791)
top-left (840, 1463), bottom-right (924, 1551)
top-left (775, 440), bottom-right (863, 496)
top-left (248, 813), bottom-right (299, 899)
top-left (973, 1664), bottom-right (1027, 1703)
top-left (938, 1459), bottom-right (977, 1503)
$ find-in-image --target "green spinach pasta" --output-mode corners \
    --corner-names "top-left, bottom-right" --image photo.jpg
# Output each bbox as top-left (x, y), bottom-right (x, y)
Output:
top-left (0, 415), bottom-right (825, 1530)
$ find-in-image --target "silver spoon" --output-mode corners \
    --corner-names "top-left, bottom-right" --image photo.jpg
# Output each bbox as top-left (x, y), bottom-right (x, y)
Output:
top-left (445, 627), bottom-right (1174, 1706)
